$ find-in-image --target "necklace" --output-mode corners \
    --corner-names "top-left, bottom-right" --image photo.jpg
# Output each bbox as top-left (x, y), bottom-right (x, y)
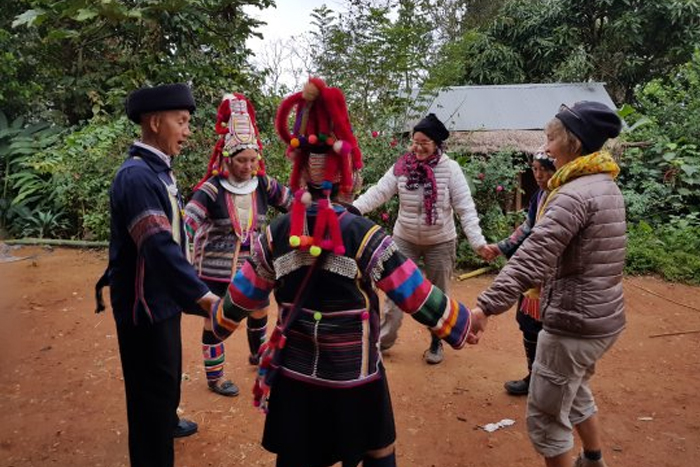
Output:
top-left (221, 177), bottom-right (258, 195)
top-left (225, 191), bottom-right (257, 245)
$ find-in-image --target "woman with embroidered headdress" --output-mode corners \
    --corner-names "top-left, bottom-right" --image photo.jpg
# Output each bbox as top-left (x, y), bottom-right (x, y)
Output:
top-left (184, 93), bottom-right (291, 397)
top-left (482, 147), bottom-right (557, 396)
top-left (354, 113), bottom-right (493, 364)
top-left (209, 78), bottom-right (476, 467)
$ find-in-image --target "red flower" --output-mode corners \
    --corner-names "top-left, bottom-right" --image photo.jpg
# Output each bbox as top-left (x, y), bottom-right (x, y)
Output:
top-left (372, 131), bottom-right (379, 138)
top-left (390, 139), bottom-right (398, 147)
top-left (496, 185), bottom-right (504, 192)
top-left (381, 212), bottom-right (390, 222)
top-left (477, 173), bottom-right (485, 180)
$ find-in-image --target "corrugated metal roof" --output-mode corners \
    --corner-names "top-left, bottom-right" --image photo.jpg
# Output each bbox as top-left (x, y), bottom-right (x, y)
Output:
top-left (407, 83), bottom-right (617, 132)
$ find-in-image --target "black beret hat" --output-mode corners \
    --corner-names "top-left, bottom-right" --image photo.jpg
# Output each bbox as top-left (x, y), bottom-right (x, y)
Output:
top-left (555, 101), bottom-right (622, 154)
top-left (126, 83), bottom-right (196, 124)
top-left (413, 113), bottom-right (450, 145)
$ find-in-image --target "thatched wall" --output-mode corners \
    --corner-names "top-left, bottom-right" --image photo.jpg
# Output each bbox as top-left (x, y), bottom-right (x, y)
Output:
top-left (448, 130), bottom-right (544, 155)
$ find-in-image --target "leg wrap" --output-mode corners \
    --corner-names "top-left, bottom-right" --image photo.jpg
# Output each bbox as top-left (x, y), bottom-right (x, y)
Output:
top-left (202, 329), bottom-right (225, 383)
top-left (523, 336), bottom-right (538, 374)
top-left (247, 315), bottom-right (268, 357)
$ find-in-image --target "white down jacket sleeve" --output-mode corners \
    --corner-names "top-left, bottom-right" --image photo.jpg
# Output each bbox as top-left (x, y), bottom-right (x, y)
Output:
top-left (353, 165), bottom-right (398, 214)
top-left (449, 161), bottom-right (486, 250)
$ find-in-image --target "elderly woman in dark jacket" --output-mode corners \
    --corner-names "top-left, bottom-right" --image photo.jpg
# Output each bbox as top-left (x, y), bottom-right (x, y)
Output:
top-left (469, 101), bottom-right (625, 467)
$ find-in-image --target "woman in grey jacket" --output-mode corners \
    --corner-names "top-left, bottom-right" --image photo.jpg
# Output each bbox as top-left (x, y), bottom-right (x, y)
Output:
top-left (354, 114), bottom-right (492, 364)
top-left (469, 102), bottom-right (624, 467)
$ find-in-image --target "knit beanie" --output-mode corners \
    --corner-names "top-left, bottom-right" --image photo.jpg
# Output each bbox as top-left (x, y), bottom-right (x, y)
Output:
top-left (413, 113), bottom-right (450, 145)
top-left (555, 101), bottom-right (622, 155)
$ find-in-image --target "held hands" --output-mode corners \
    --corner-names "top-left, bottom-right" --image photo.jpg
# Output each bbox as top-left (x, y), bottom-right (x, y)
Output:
top-left (467, 306), bottom-right (489, 345)
top-left (477, 244), bottom-right (501, 262)
top-left (197, 292), bottom-right (220, 318)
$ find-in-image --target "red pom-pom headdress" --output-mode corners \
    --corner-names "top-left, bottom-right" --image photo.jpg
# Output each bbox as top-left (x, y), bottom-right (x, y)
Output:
top-left (195, 93), bottom-right (265, 190)
top-left (275, 78), bottom-right (363, 257)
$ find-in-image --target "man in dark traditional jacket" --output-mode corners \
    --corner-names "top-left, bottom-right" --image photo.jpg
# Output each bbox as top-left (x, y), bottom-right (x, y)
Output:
top-left (105, 83), bottom-right (218, 467)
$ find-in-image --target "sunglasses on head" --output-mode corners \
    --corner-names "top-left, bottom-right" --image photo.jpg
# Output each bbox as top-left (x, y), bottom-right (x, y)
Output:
top-left (559, 103), bottom-right (583, 120)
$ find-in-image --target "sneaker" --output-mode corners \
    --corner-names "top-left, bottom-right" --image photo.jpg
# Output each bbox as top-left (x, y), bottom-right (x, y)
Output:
top-left (173, 418), bottom-right (198, 438)
top-left (504, 376), bottom-right (530, 396)
top-left (208, 379), bottom-right (240, 397)
top-left (574, 453), bottom-right (608, 467)
top-left (423, 340), bottom-right (444, 364)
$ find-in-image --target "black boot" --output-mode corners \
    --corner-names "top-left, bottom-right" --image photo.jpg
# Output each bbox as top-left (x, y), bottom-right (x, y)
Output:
top-left (504, 336), bottom-right (537, 396)
top-left (504, 374), bottom-right (530, 395)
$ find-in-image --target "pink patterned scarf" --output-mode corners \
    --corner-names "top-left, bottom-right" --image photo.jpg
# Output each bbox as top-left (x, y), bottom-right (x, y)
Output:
top-left (394, 151), bottom-right (441, 225)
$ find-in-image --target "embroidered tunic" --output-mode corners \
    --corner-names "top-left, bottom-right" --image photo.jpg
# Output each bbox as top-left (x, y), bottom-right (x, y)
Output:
top-left (213, 205), bottom-right (471, 387)
top-left (184, 175), bottom-right (291, 283)
top-left (108, 145), bottom-right (209, 326)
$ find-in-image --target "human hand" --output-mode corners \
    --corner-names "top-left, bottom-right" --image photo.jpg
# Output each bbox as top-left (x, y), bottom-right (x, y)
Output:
top-left (467, 306), bottom-right (489, 345)
top-left (477, 244), bottom-right (500, 262)
top-left (197, 292), bottom-right (220, 317)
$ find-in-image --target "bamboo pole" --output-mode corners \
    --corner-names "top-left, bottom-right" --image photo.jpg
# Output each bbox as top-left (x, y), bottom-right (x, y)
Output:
top-left (3, 238), bottom-right (108, 248)
top-left (457, 267), bottom-right (491, 281)
top-left (649, 329), bottom-right (700, 339)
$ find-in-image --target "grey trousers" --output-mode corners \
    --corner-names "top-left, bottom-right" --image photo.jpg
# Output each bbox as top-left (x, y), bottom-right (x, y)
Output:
top-left (379, 236), bottom-right (456, 349)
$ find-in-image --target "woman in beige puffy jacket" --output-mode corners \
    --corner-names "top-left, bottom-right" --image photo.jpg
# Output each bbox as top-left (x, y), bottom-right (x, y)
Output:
top-left (354, 113), bottom-right (492, 364)
top-left (469, 101), bottom-right (625, 467)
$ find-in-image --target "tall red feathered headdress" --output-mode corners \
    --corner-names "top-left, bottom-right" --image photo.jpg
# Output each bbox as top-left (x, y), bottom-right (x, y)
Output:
top-left (195, 93), bottom-right (265, 190)
top-left (275, 78), bottom-right (363, 256)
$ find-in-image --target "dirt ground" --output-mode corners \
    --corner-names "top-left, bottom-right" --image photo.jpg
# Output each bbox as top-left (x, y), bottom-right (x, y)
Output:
top-left (1, 245), bottom-right (699, 467)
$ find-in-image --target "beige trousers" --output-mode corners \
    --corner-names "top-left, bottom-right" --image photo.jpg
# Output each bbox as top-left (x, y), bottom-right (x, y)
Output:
top-left (379, 236), bottom-right (456, 349)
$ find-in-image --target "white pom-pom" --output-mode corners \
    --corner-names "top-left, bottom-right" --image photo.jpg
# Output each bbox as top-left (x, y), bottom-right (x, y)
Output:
top-left (333, 140), bottom-right (344, 154)
top-left (301, 191), bottom-right (312, 206)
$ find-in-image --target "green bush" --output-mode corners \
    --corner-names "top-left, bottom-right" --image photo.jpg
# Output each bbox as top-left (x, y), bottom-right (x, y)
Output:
top-left (352, 130), bottom-right (407, 230)
top-left (626, 216), bottom-right (700, 285)
top-left (454, 149), bottom-right (528, 268)
top-left (49, 116), bottom-right (136, 240)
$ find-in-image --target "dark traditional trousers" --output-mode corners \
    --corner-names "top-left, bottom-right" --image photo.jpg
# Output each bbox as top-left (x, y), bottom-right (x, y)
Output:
top-left (117, 314), bottom-right (182, 467)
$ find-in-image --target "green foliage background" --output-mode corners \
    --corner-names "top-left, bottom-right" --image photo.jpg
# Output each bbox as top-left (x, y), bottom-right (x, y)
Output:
top-left (1, 0), bottom-right (699, 284)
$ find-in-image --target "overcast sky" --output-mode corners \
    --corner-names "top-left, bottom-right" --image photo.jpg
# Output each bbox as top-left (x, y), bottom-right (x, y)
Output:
top-left (245, 1), bottom-right (342, 56)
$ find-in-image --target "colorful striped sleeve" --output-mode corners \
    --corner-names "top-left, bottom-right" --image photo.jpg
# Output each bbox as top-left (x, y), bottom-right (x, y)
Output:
top-left (184, 183), bottom-right (215, 240)
top-left (128, 209), bottom-right (171, 248)
top-left (358, 226), bottom-right (470, 349)
top-left (213, 231), bottom-right (276, 340)
top-left (264, 175), bottom-right (292, 212)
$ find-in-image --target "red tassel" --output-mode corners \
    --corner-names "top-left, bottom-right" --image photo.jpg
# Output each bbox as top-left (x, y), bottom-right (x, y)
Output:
top-left (312, 199), bottom-right (331, 252)
top-left (288, 151), bottom-right (308, 192)
top-left (289, 190), bottom-right (307, 248)
top-left (215, 98), bottom-right (231, 135)
top-left (326, 207), bottom-right (345, 255)
top-left (275, 92), bottom-right (304, 144)
top-left (339, 143), bottom-right (353, 194)
top-left (323, 153), bottom-right (339, 187)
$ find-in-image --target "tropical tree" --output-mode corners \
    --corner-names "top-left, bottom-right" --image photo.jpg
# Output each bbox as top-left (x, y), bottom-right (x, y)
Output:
top-left (7, 0), bottom-right (274, 124)
top-left (428, 0), bottom-right (700, 104)
top-left (308, 0), bottom-right (433, 126)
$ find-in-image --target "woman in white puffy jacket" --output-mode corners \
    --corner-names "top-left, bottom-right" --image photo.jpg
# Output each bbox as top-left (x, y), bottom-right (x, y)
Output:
top-left (354, 113), bottom-right (493, 364)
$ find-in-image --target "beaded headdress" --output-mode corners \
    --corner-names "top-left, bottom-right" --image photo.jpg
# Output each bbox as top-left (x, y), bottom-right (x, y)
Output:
top-left (275, 78), bottom-right (363, 256)
top-left (195, 93), bottom-right (265, 190)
